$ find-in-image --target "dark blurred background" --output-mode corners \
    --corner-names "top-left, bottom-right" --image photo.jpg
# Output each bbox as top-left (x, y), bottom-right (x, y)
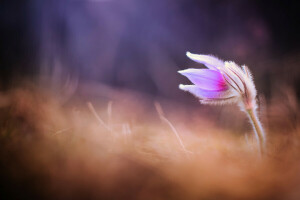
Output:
top-left (0, 0), bottom-right (300, 102)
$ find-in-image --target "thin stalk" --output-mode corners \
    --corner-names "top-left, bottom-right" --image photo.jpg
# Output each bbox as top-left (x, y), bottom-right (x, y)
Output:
top-left (246, 108), bottom-right (266, 155)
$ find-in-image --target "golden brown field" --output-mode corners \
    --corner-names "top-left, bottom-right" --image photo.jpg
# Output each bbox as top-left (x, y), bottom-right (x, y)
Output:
top-left (0, 84), bottom-right (300, 200)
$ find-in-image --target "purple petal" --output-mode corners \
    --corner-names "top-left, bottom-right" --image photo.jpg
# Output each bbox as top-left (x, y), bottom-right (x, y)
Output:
top-left (179, 85), bottom-right (231, 99)
top-left (178, 68), bottom-right (227, 91)
top-left (186, 52), bottom-right (224, 70)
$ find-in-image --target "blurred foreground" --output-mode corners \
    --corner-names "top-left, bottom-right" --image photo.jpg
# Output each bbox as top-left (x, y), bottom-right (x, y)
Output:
top-left (1, 1), bottom-right (300, 199)
top-left (1, 84), bottom-right (300, 200)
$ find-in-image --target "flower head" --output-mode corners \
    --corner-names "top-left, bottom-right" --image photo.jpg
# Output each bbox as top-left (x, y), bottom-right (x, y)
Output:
top-left (179, 52), bottom-right (257, 111)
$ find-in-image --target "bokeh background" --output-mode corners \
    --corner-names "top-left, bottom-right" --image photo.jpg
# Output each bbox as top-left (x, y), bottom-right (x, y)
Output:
top-left (1, 1), bottom-right (300, 199)
top-left (1, 0), bottom-right (300, 103)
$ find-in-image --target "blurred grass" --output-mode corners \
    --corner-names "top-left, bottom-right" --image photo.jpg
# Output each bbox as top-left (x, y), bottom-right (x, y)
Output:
top-left (1, 86), bottom-right (300, 200)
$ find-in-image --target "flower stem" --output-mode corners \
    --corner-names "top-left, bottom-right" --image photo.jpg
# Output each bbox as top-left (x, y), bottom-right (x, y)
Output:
top-left (246, 108), bottom-right (266, 155)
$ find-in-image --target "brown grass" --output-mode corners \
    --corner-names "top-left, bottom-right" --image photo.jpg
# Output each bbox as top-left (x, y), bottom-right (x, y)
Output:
top-left (1, 86), bottom-right (300, 200)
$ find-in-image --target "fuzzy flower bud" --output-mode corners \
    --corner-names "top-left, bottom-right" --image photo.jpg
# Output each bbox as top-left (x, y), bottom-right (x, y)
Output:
top-left (179, 52), bottom-right (257, 112)
top-left (179, 52), bottom-right (266, 155)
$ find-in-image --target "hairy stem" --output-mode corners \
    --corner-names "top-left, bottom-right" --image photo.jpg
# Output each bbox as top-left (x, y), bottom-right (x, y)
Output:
top-left (246, 108), bottom-right (266, 155)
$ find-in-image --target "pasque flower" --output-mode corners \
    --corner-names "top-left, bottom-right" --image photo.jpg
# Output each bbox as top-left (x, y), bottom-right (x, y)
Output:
top-left (179, 52), bottom-right (266, 154)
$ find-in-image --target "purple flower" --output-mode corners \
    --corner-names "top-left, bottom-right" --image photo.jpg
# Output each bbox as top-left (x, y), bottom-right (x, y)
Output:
top-left (179, 52), bottom-right (257, 111)
top-left (179, 52), bottom-right (266, 155)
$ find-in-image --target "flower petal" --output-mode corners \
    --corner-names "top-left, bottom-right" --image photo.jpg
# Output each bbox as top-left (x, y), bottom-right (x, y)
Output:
top-left (178, 69), bottom-right (227, 91)
top-left (200, 96), bottom-right (238, 105)
top-left (186, 52), bottom-right (224, 70)
top-left (179, 84), bottom-right (233, 99)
